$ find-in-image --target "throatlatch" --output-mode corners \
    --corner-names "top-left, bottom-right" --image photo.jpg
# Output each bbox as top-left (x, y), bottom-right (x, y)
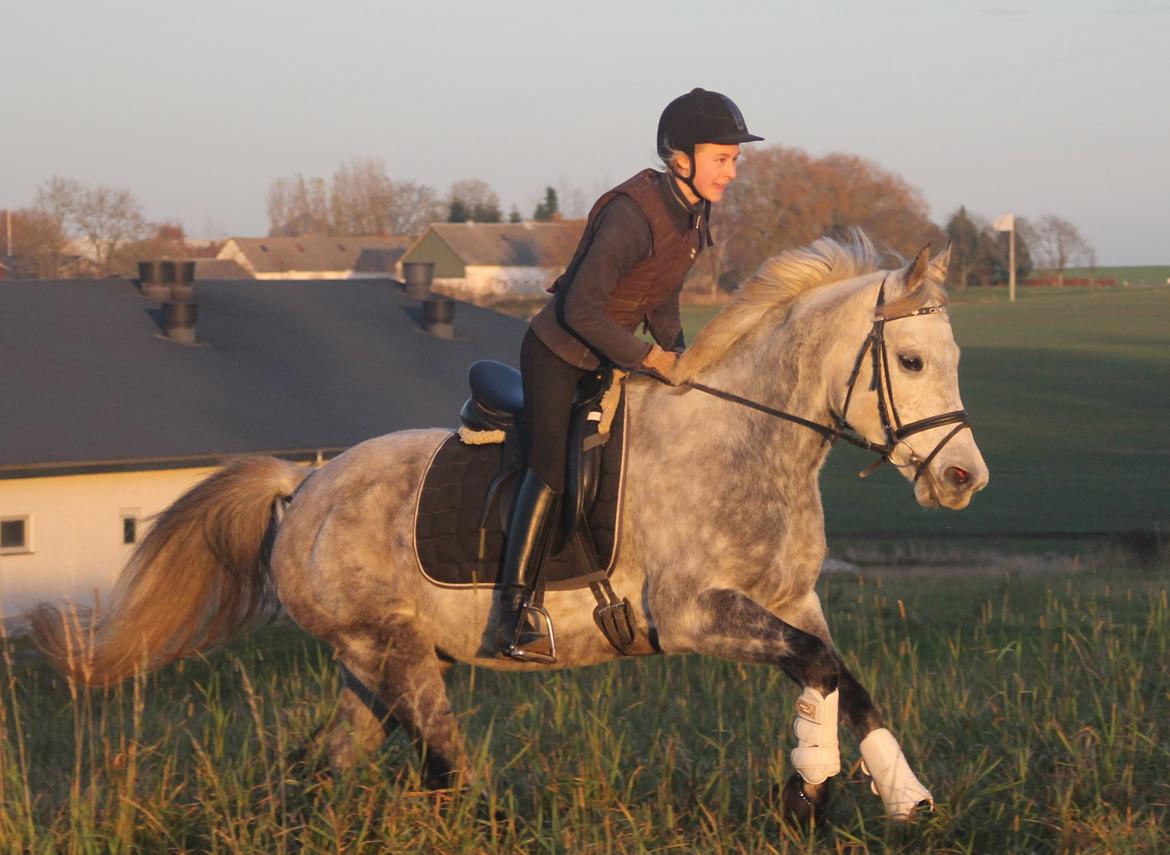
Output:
top-left (859, 728), bottom-right (934, 818)
top-left (790, 686), bottom-right (842, 785)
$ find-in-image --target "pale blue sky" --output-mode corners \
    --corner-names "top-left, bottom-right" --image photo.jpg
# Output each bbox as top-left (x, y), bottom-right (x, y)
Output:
top-left (3, 0), bottom-right (1166, 264)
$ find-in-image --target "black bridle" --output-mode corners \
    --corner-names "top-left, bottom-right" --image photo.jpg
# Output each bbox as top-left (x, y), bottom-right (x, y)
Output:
top-left (683, 277), bottom-right (972, 481)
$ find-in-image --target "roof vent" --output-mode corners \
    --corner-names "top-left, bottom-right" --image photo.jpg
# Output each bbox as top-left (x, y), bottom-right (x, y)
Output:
top-left (139, 260), bottom-right (196, 299)
top-left (422, 295), bottom-right (455, 340)
top-left (402, 261), bottom-right (434, 299)
top-left (161, 295), bottom-right (198, 343)
top-left (146, 259), bottom-right (198, 343)
top-left (137, 260), bottom-right (172, 299)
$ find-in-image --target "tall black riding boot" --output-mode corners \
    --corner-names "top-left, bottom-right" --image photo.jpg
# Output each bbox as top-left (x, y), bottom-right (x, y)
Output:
top-left (497, 469), bottom-right (559, 662)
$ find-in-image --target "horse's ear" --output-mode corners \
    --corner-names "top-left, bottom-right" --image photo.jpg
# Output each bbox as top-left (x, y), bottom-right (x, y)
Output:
top-left (904, 244), bottom-right (932, 291)
top-left (929, 242), bottom-right (952, 281)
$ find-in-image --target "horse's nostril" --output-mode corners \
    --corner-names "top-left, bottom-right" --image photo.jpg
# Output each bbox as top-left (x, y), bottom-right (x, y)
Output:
top-left (947, 466), bottom-right (970, 486)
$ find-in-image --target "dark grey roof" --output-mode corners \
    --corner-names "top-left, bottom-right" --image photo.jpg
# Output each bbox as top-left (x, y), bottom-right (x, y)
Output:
top-left (0, 278), bottom-right (527, 474)
top-left (223, 236), bottom-right (412, 275)
top-left (421, 222), bottom-right (585, 267)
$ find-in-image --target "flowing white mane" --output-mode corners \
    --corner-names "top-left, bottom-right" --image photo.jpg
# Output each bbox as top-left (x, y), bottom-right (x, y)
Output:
top-left (675, 230), bottom-right (884, 383)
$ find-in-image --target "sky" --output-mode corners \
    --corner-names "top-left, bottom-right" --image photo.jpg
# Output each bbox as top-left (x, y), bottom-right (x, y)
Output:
top-left (3, 0), bottom-right (1167, 265)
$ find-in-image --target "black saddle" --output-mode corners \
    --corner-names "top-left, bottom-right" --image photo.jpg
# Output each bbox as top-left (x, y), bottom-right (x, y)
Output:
top-left (459, 360), bottom-right (612, 544)
top-left (460, 361), bottom-right (524, 431)
top-left (414, 361), bottom-right (637, 653)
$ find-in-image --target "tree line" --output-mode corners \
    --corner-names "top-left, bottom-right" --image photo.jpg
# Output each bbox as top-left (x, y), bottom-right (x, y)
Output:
top-left (2, 178), bottom-right (210, 278)
top-left (4, 153), bottom-right (1096, 288)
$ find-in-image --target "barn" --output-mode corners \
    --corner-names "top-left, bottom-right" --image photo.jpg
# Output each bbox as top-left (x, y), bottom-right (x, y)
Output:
top-left (399, 221), bottom-right (584, 303)
top-left (0, 276), bottom-right (525, 623)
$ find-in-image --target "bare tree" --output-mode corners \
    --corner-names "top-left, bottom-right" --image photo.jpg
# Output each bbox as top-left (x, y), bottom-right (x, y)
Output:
top-left (0, 208), bottom-right (71, 278)
top-left (331, 157), bottom-right (395, 235)
top-left (267, 174), bottom-right (330, 236)
top-left (268, 160), bottom-right (443, 237)
top-left (385, 180), bottom-right (446, 236)
top-left (34, 177), bottom-right (150, 275)
top-left (75, 186), bottom-right (149, 274)
top-left (1020, 215), bottom-right (1095, 285)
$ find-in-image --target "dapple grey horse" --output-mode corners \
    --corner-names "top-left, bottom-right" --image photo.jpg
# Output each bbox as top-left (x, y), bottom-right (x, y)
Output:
top-left (32, 233), bottom-right (988, 823)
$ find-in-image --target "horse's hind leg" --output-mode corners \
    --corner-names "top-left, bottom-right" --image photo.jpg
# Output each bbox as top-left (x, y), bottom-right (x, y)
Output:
top-left (336, 618), bottom-right (470, 790)
top-left (316, 664), bottom-right (401, 772)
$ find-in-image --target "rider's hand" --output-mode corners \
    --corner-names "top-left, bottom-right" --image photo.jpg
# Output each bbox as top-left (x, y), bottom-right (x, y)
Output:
top-left (642, 344), bottom-right (678, 381)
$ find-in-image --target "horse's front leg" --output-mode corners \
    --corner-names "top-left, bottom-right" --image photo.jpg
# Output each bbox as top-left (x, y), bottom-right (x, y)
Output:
top-left (658, 587), bottom-right (843, 825)
top-left (769, 593), bottom-right (934, 820)
top-left (834, 658), bottom-right (934, 819)
top-left (770, 591), bottom-right (934, 820)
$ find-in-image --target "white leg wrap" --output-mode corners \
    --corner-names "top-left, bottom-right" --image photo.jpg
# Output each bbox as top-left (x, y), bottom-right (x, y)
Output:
top-left (859, 728), bottom-right (933, 818)
top-left (789, 687), bottom-right (841, 785)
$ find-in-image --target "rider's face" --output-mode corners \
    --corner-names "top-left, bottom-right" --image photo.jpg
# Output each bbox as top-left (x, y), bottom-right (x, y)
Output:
top-left (676, 143), bottom-right (741, 204)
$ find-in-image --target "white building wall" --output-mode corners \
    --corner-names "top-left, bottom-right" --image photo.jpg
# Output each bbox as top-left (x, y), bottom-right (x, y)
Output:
top-left (432, 266), bottom-right (562, 303)
top-left (467, 265), bottom-right (560, 300)
top-left (255, 270), bottom-right (351, 280)
top-left (0, 467), bottom-right (217, 621)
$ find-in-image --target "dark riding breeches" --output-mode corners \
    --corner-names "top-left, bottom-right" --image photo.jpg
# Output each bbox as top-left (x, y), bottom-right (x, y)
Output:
top-left (521, 329), bottom-right (588, 493)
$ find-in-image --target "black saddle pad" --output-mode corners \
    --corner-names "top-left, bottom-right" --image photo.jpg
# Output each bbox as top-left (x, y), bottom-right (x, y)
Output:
top-left (414, 403), bottom-right (626, 589)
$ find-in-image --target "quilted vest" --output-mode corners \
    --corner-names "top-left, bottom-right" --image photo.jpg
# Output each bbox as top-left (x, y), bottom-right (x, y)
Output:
top-left (530, 169), bottom-right (701, 369)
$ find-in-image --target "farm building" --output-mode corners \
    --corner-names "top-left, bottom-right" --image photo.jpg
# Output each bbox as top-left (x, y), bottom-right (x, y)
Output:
top-left (0, 277), bottom-right (525, 623)
top-left (400, 221), bottom-right (585, 303)
top-left (216, 235), bottom-right (413, 280)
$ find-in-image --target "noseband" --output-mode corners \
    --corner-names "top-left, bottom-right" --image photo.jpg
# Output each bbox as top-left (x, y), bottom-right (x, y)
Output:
top-left (684, 277), bottom-right (972, 481)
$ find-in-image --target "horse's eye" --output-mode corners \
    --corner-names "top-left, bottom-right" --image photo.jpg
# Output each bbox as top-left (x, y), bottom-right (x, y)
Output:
top-left (899, 354), bottom-right (923, 372)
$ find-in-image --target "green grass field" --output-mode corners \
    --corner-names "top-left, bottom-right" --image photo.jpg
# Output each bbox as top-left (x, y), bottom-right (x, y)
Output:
top-left (680, 285), bottom-right (1170, 546)
top-left (4, 559), bottom-right (1167, 852)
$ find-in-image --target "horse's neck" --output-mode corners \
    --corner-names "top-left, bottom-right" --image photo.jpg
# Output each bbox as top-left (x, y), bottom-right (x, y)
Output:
top-left (652, 279), bottom-right (872, 475)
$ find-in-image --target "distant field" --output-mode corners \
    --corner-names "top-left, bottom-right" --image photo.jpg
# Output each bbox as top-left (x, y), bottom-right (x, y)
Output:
top-left (680, 285), bottom-right (1170, 542)
top-left (1060, 265), bottom-right (1170, 286)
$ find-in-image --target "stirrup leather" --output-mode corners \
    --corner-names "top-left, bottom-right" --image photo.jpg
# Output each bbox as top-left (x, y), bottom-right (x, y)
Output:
top-left (505, 600), bottom-right (557, 664)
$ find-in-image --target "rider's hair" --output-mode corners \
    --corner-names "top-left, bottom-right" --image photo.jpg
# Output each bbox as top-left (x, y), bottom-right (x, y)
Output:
top-left (659, 148), bottom-right (688, 175)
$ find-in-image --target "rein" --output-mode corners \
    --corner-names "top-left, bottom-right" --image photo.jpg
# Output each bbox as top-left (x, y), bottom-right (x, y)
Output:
top-left (681, 277), bottom-right (972, 480)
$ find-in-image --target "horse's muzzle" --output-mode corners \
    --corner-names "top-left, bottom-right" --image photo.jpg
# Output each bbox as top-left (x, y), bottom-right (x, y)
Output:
top-left (917, 457), bottom-right (988, 510)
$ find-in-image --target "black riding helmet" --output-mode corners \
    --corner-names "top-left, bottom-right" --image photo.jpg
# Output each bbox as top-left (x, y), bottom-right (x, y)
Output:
top-left (657, 88), bottom-right (763, 243)
top-left (657, 88), bottom-right (763, 197)
top-left (657, 88), bottom-right (763, 157)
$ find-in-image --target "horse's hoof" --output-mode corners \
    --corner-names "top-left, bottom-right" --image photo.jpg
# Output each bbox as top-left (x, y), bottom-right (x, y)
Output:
top-left (779, 772), bottom-right (830, 828)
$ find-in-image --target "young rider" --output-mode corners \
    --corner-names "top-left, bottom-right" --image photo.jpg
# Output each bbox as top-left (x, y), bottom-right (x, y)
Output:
top-left (499, 88), bottom-right (764, 661)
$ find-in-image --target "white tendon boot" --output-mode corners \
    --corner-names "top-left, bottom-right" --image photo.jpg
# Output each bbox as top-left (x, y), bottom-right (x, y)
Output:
top-left (790, 687), bottom-right (841, 784)
top-left (859, 728), bottom-right (934, 818)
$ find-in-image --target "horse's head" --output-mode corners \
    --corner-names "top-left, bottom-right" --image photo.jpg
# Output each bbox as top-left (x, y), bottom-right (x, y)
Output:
top-left (836, 246), bottom-right (989, 510)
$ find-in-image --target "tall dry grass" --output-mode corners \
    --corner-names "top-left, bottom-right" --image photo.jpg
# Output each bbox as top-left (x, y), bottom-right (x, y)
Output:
top-left (2, 555), bottom-right (1167, 853)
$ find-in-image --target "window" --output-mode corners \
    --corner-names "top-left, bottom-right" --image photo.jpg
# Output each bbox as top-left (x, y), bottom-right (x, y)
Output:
top-left (120, 509), bottom-right (141, 546)
top-left (0, 516), bottom-right (30, 554)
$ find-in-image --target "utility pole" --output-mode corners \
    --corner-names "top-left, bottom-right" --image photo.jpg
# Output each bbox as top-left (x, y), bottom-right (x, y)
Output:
top-left (994, 213), bottom-right (1016, 303)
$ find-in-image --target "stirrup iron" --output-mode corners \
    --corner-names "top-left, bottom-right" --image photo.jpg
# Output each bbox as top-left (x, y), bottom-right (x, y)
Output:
top-left (505, 599), bottom-right (557, 664)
